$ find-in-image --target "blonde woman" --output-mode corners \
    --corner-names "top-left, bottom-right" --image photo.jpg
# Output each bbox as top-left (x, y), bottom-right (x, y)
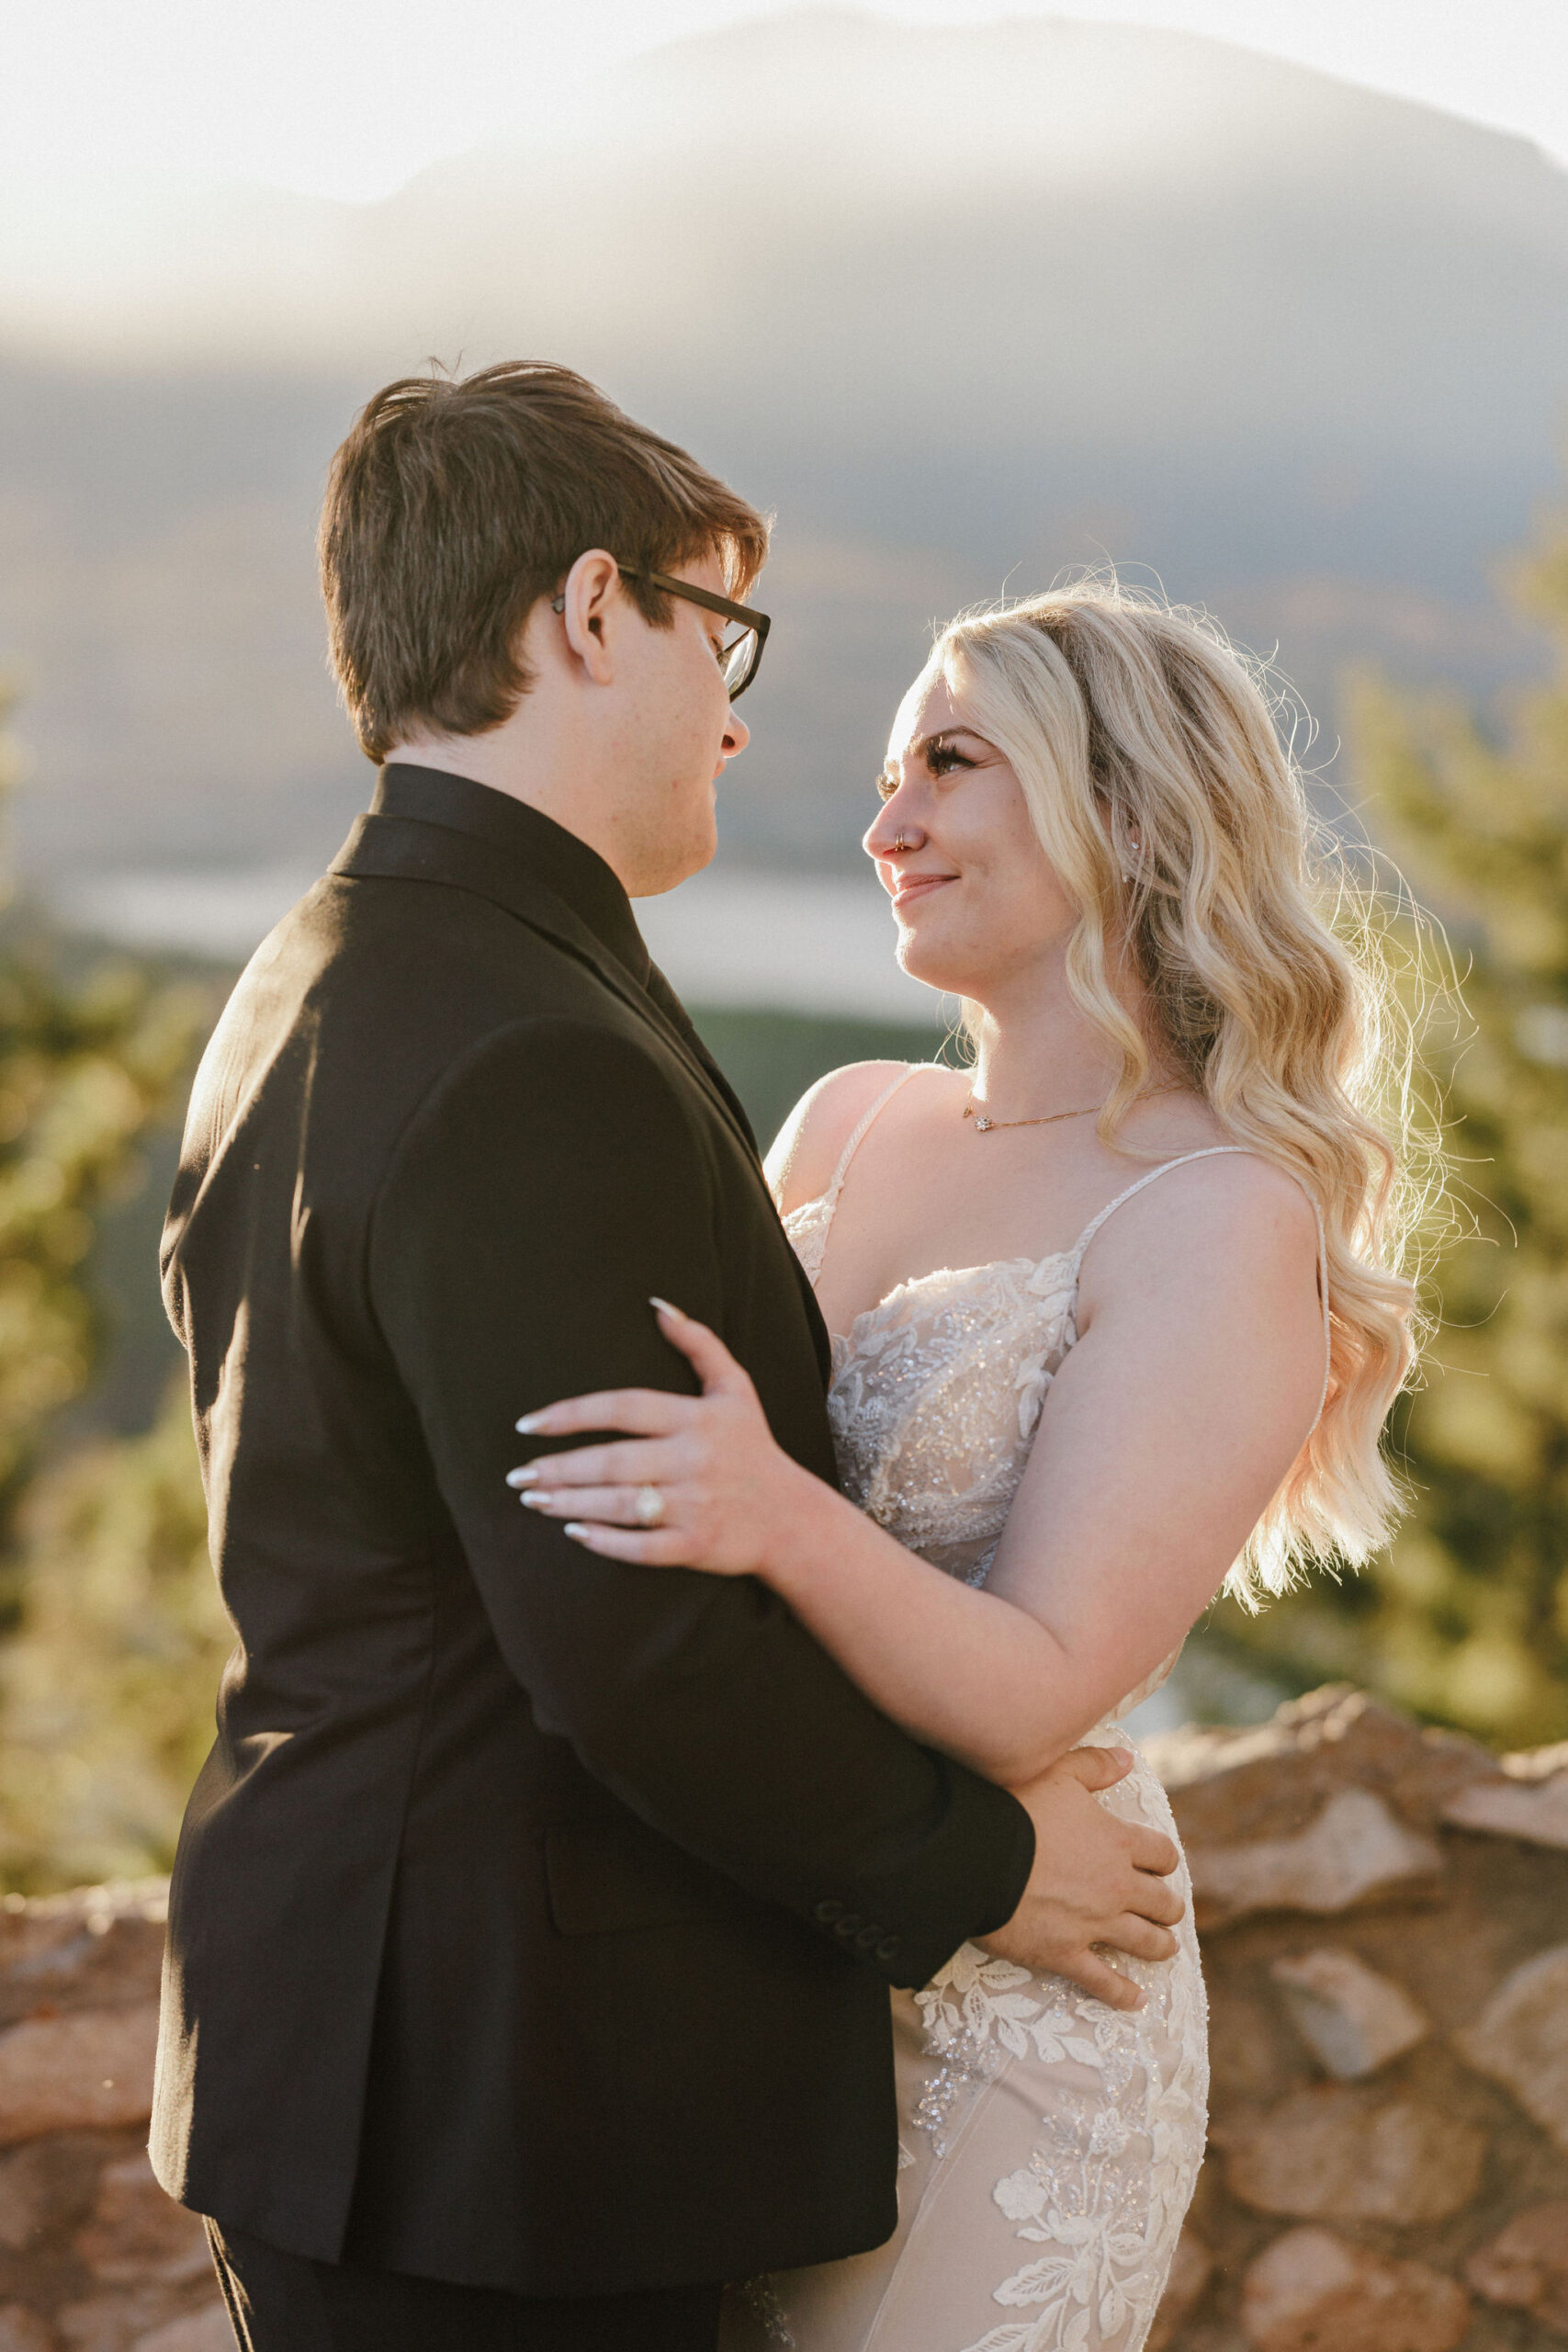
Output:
top-left (512, 584), bottom-right (1423, 2352)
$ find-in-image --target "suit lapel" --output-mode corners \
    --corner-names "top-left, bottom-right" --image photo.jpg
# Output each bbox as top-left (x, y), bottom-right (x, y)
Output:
top-left (639, 964), bottom-right (831, 1383)
top-left (639, 960), bottom-right (830, 1379)
top-left (641, 963), bottom-right (761, 1158)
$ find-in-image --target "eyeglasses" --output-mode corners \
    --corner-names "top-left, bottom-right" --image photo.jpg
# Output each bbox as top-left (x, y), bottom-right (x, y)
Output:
top-left (550, 565), bottom-right (771, 700)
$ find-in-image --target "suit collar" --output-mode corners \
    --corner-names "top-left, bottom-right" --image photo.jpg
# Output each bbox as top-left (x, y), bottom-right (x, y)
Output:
top-left (374, 763), bottom-right (650, 987)
top-left (334, 777), bottom-right (767, 1177)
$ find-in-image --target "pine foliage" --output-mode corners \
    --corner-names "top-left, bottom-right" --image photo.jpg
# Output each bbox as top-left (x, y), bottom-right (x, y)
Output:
top-left (1210, 509), bottom-right (1568, 1746)
top-left (0, 683), bottom-right (212, 1886)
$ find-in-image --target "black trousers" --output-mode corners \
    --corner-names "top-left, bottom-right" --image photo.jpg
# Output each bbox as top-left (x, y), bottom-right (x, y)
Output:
top-left (205, 2219), bottom-right (724, 2352)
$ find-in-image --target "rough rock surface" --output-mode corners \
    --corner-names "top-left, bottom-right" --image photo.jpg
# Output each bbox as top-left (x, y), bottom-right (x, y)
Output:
top-left (1269, 1947), bottom-right (1429, 2080)
top-left (1443, 1772), bottom-right (1568, 1852)
top-left (1184, 1784), bottom-right (1443, 1928)
top-left (1218, 2085), bottom-right (1486, 2223)
top-left (1239, 2225), bottom-right (1470, 2352)
top-left (0, 1885), bottom-right (225, 2350)
top-left (1, 1690), bottom-right (1566, 2351)
top-left (1465, 2202), bottom-right (1568, 2336)
top-left (1144, 1686), bottom-right (1568, 2348)
top-left (0, 2309), bottom-right (54, 2352)
top-left (1457, 1943), bottom-right (1568, 2159)
top-left (0, 2012), bottom-right (161, 2149)
top-left (122, 2314), bottom-right (231, 2352)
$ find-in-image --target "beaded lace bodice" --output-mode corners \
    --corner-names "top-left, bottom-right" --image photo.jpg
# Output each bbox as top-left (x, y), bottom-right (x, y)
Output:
top-left (781, 1067), bottom-right (1261, 1722)
top-left (809, 1238), bottom-right (1081, 1595)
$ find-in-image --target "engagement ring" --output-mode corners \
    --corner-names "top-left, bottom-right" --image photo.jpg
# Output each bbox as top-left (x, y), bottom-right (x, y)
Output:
top-left (635, 1485), bottom-right (665, 1528)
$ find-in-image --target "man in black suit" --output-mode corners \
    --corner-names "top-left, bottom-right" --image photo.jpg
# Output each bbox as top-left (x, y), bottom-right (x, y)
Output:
top-left (152, 364), bottom-right (1183, 2351)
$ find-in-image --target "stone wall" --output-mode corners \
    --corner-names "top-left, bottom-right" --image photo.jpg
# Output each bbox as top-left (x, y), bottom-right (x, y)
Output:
top-left (0, 1882), bottom-right (223, 2351)
top-left (0, 1685), bottom-right (1563, 2350)
top-left (1144, 1686), bottom-right (1568, 2351)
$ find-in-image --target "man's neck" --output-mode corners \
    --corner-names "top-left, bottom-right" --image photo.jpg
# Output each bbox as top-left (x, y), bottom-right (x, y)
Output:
top-left (384, 734), bottom-right (547, 808)
top-left (383, 731), bottom-right (625, 877)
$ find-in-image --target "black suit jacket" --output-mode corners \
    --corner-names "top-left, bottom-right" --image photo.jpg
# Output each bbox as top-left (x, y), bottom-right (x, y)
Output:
top-left (150, 764), bottom-right (1033, 2294)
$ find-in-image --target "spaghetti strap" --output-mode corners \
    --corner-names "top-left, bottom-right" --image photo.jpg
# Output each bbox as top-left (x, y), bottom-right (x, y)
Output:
top-left (781, 1063), bottom-right (937, 1291)
top-left (1067, 1147), bottom-right (1254, 1267)
top-left (1071, 1146), bottom-right (1334, 1424)
top-left (821, 1064), bottom-right (931, 1214)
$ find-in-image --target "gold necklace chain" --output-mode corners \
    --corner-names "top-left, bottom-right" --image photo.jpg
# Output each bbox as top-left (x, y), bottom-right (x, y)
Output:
top-left (962, 1098), bottom-right (1100, 1135)
top-left (963, 1081), bottom-right (1179, 1135)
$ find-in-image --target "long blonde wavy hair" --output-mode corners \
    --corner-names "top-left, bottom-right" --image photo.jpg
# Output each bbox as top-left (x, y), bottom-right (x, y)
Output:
top-left (931, 580), bottom-right (1431, 1602)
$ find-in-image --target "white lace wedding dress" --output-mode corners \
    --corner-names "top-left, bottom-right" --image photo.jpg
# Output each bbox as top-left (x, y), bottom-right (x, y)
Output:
top-left (726, 1066), bottom-right (1222, 2352)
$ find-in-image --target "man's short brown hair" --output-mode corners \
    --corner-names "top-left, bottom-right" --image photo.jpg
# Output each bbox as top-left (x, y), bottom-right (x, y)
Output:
top-left (319, 363), bottom-right (771, 762)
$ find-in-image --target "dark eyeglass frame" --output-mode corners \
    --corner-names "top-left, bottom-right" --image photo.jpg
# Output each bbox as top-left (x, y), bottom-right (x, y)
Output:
top-left (550, 564), bottom-right (771, 700)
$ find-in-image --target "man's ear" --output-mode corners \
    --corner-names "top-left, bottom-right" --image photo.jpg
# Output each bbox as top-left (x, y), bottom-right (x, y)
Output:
top-left (557, 548), bottom-right (621, 685)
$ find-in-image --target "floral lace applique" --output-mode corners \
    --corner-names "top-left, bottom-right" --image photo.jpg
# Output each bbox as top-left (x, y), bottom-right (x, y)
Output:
top-left (956, 1779), bottom-right (1209, 2352)
top-left (822, 1257), bottom-right (1077, 1589)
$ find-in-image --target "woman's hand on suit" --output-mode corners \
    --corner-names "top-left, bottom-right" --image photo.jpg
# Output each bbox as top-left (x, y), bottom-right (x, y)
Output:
top-left (507, 1299), bottom-right (822, 1574)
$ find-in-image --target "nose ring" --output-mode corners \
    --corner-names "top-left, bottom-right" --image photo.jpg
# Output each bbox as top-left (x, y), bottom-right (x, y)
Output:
top-left (893, 833), bottom-right (912, 853)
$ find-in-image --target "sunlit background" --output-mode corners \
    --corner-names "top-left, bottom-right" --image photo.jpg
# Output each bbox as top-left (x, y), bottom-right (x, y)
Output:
top-left (1, 0), bottom-right (1566, 1889)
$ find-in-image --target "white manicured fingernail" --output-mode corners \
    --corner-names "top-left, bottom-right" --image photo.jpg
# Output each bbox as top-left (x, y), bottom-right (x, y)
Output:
top-left (515, 1412), bottom-right (548, 1433)
top-left (506, 1467), bottom-right (539, 1487)
top-left (563, 1522), bottom-right (592, 1542)
top-left (520, 1490), bottom-right (551, 1510)
top-left (649, 1295), bottom-right (682, 1318)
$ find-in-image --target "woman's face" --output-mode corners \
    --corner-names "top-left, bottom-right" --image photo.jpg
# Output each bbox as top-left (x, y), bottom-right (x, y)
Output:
top-left (863, 664), bottom-right (1078, 1001)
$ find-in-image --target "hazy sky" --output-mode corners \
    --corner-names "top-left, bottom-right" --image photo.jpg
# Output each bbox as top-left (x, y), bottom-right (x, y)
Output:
top-left (2, 0), bottom-right (1565, 205)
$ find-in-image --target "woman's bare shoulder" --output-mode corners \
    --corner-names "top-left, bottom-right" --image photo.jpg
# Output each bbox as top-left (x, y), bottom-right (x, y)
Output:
top-left (1158, 1148), bottom-right (1321, 1250)
top-left (763, 1060), bottom-right (923, 1215)
top-left (1080, 1145), bottom-right (1322, 1310)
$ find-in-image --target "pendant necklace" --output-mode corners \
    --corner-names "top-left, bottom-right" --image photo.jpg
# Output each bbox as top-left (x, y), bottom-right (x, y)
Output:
top-left (963, 1081), bottom-right (1178, 1135)
top-left (962, 1098), bottom-right (1100, 1135)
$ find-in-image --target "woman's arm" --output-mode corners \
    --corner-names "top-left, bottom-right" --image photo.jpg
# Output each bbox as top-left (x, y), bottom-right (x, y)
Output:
top-left (513, 1330), bottom-right (1074, 1782)
top-left (511, 1157), bottom-right (1325, 1785)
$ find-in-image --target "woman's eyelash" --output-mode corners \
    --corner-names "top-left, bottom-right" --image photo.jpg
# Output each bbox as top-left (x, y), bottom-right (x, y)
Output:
top-left (876, 742), bottom-right (976, 798)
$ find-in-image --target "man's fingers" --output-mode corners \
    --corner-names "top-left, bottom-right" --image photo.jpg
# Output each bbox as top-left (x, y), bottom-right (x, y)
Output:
top-left (1055, 1950), bottom-right (1145, 2013)
top-left (1102, 1914), bottom-right (1179, 1965)
top-left (1057, 1744), bottom-right (1134, 1792)
top-left (515, 1388), bottom-right (687, 1440)
top-left (1126, 1826), bottom-right (1181, 1881)
top-left (1125, 1870), bottom-right (1184, 1928)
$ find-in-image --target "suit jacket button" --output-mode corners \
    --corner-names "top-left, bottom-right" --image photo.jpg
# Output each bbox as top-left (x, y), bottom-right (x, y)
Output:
top-left (834, 1913), bottom-right (863, 1938)
top-left (815, 1899), bottom-right (844, 1925)
top-left (875, 1936), bottom-right (901, 1962)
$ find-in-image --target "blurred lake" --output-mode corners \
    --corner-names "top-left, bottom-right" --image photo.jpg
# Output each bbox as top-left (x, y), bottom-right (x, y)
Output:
top-left (52, 861), bottom-right (945, 1023)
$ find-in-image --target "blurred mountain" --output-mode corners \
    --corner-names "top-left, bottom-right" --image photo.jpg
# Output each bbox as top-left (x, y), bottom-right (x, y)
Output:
top-left (1, 6), bottom-right (1565, 878)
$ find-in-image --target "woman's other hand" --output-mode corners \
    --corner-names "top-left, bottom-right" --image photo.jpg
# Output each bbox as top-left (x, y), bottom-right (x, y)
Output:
top-left (506, 1299), bottom-right (820, 1571)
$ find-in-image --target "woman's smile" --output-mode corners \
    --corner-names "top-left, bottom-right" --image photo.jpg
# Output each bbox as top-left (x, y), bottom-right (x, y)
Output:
top-left (881, 865), bottom-right (957, 910)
